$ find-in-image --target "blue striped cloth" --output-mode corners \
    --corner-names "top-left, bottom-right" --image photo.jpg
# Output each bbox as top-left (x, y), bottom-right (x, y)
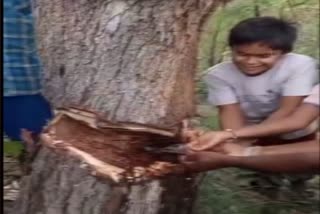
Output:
top-left (3, 0), bottom-right (42, 96)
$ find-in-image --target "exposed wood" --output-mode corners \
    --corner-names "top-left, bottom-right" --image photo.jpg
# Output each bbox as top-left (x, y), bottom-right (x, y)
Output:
top-left (13, 110), bottom-right (194, 214)
top-left (38, 108), bottom-right (186, 184)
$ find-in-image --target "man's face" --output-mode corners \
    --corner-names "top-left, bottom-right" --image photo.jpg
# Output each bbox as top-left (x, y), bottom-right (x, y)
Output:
top-left (232, 43), bottom-right (283, 76)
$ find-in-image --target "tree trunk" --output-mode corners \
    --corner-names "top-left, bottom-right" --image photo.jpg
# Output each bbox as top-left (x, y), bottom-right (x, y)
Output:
top-left (33, 0), bottom-right (225, 126)
top-left (13, 0), bottom-right (228, 213)
top-left (14, 108), bottom-right (197, 214)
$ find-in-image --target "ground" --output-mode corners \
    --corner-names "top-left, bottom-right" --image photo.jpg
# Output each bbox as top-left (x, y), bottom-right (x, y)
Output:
top-left (3, 155), bottom-right (22, 214)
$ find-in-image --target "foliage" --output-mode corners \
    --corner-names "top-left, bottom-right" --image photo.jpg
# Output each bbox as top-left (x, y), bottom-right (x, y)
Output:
top-left (198, 0), bottom-right (319, 74)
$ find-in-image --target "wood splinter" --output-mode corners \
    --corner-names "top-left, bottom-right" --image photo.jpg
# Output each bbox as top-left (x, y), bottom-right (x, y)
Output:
top-left (41, 133), bottom-right (126, 183)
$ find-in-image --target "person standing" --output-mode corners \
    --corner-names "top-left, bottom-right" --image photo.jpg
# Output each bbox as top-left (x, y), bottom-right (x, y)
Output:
top-left (3, 0), bottom-right (52, 141)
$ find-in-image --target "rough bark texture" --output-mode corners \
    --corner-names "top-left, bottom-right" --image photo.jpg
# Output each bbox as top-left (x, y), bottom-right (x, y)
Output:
top-left (13, 0), bottom-right (228, 213)
top-left (16, 147), bottom-right (196, 214)
top-left (34, 0), bottom-right (227, 127)
top-left (17, 145), bottom-right (193, 214)
top-left (13, 111), bottom-right (197, 214)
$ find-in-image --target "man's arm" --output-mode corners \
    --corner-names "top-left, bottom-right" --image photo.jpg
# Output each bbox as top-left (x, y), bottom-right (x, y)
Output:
top-left (182, 139), bottom-right (320, 173)
top-left (204, 71), bottom-right (246, 130)
top-left (187, 101), bottom-right (318, 151)
top-left (263, 56), bottom-right (318, 124)
top-left (234, 152), bottom-right (319, 173)
top-left (262, 96), bottom-right (305, 124)
top-left (258, 140), bottom-right (319, 155)
top-left (217, 104), bottom-right (258, 147)
top-left (182, 150), bottom-right (320, 174)
top-left (234, 103), bottom-right (318, 138)
top-left (218, 104), bottom-right (246, 129)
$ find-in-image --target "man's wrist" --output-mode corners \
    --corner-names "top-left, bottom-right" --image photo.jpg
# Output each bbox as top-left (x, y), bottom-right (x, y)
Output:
top-left (242, 146), bottom-right (262, 156)
top-left (222, 155), bottom-right (239, 167)
top-left (224, 129), bottom-right (238, 140)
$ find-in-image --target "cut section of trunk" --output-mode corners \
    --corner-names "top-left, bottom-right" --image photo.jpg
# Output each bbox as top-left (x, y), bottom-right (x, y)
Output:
top-left (13, 109), bottom-right (197, 214)
top-left (42, 108), bottom-right (186, 183)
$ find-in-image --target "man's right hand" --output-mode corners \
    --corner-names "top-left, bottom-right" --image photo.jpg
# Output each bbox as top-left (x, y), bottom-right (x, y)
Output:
top-left (187, 131), bottom-right (234, 151)
top-left (180, 119), bottom-right (206, 143)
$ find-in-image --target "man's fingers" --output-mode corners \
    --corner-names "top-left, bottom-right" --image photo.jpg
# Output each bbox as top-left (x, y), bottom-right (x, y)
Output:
top-left (182, 130), bottom-right (201, 143)
top-left (182, 119), bottom-right (189, 130)
top-left (179, 152), bottom-right (199, 162)
top-left (187, 133), bottom-right (224, 151)
top-left (178, 156), bottom-right (201, 171)
top-left (183, 130), bottom-right (196, 138)
top-left (187, 140), bottom-right (209, 151)
top-left (181, 162), bottom-right (199, 171)
top-left (186, 140), bottom-right (197, 147)
top-left (179, 155), bottom-right (187, 162)
top-left (188, 139), bottom-right (219, 151)
top-left (198, 140), bottom-right (221, 151)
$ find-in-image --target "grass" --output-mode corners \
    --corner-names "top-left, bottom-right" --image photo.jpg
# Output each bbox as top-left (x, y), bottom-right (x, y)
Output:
top-left (199, 110), bottom-right (220, 130)
top-left (195, 168), bottom-right (320, 214)
top-left (3, 137), bottom-right (24, 158)
top-left (193, 112), bottom-right (319, 214)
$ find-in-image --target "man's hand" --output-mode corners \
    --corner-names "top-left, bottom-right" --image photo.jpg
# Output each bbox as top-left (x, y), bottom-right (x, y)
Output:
top-left (212, 141), bottom-right (246, 156)
top-left (187, 131), bottom-right (233, 151)
top-left (180, 151), bottom-right (234, 173)
top-left (181, 128), bottom-right (204, 143)
top-left (180, 119), bottom-right (247, 156)
top-left (180, 120), bottom-right (206, 143)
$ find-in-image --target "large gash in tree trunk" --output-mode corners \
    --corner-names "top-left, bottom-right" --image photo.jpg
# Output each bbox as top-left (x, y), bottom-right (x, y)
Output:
top-left (13, 0), bottom-right (228, 213)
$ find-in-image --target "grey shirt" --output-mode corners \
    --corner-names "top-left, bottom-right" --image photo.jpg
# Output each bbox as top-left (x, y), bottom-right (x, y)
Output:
top-left (205, 53), bottom-right (319, 139)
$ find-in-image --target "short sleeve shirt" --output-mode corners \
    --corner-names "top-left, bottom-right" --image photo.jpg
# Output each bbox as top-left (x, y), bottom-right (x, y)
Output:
top-left (205, 53), bottom-right (319, 139)
top-left (303, 84), bottom-right (319, 106)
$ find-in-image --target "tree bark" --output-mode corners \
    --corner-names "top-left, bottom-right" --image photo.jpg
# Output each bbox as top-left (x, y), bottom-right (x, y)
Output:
top-left (14, 109), bottom-right (197, 214)
top-left (33, 0), bottom-right (222, 126)
top-left (13, 0), bottom-right (228, 213)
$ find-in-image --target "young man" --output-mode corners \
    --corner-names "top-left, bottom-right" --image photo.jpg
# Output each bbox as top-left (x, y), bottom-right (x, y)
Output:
top-left (4, 0), bottom-right (52, 141)
top-left (188, 84), bottom-right (319, 151)
top-left (205, 17), bottom-right (318, 146)
top-left (180, 85), bottom-right (319, 174)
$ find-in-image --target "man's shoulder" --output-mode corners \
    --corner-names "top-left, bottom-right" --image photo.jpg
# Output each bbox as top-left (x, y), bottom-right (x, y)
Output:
top-left (205, 62), bottom-right (239, 79)
top-left (276, 53), bottom-right (318, 81)
top-left (282, 53), bottom-right (316, 66)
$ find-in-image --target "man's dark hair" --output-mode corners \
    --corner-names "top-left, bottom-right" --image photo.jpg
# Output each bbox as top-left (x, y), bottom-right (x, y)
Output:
top-left (228, 17), bottom-right (297, 53)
